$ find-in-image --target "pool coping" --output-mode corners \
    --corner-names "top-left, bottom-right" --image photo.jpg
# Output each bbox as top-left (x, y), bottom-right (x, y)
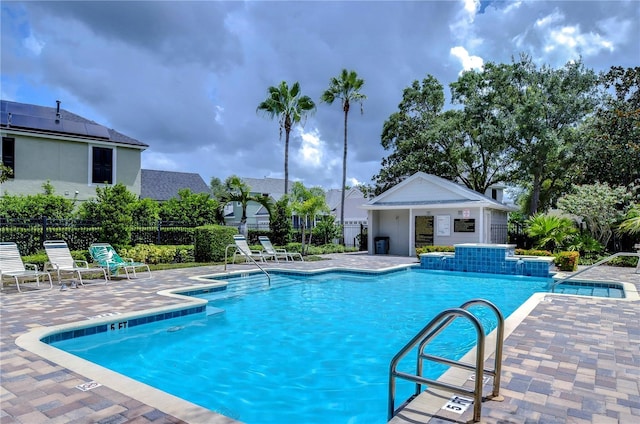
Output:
top-left (11, 263), bottom-right (639, 424)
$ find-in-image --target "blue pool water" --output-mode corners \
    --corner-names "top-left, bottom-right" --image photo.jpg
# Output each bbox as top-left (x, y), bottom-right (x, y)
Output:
top-left (49, 269), bottom-right (612, 423)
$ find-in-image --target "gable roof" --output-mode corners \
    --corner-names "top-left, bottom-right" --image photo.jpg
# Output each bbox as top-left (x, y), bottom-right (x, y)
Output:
top-left (363, 172), bottom-right (516, 211)
top-left (140, 169), bottom-right (210, 201)
top-left (0, 100), bottom-right (148, 148)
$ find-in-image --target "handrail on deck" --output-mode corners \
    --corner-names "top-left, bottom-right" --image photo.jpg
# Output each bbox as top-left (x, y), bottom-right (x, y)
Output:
top-left (551, 251), bottom-right (639, 292)
top-left (388, 299), bottom-right (504, 423)
top-left (224, 244), bottom-right (271, 287)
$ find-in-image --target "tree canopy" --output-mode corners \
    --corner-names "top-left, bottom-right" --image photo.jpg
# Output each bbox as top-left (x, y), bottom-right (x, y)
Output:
top-left (374, 55), bottom-right (615, 217)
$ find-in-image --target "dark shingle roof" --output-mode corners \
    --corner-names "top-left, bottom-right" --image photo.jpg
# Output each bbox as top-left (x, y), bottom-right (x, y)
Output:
top-left (141, 169), bottom-right (211, 201)
top-left (0, 99), bottom-right (148, 148)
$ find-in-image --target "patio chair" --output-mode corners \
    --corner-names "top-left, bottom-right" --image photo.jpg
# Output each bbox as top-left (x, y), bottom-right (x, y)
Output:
top-left (0, 242), bottom-right (53, 292)
top-left (232, 235), bottom-right (276, 263)
top-left (258, 236), bottom-right (304, 262)
top-left (88, 243), bottom-right (151, 280)
top-left (44, 240), bottom-right (108, 287)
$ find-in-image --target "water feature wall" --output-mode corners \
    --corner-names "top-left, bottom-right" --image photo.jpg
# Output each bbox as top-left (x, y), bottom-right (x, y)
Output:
top-left (419, 243), bottom-right (554, 277)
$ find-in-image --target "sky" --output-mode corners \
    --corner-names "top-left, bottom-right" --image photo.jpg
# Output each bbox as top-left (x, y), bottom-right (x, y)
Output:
top-left (1, 0), bottom-right (639, 192)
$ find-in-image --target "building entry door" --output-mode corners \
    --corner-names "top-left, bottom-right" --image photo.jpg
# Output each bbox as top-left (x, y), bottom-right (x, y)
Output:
top-left (415, 216), bottom-right (434, 247)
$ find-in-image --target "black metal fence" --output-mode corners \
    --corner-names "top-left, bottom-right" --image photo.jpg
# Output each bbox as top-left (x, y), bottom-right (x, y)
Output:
top-left (0, 217), bottom-right (196, 255)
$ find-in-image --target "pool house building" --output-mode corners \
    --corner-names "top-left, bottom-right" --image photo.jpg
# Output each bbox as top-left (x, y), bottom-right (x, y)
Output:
top-left (362, 172), bottom-right (517, 257)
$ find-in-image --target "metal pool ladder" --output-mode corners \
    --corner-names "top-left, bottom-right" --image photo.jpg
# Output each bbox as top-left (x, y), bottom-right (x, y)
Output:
top-left (388, 299), bottom-right (504, 423)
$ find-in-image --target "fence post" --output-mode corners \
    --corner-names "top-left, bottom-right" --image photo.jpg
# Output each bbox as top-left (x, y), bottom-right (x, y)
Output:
top-left (157, 220), bottom-right (162, 245)
top-left (42, 215), bottom-right (48, 244)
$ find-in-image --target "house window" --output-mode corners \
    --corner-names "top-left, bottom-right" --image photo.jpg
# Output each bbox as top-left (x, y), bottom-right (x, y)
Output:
top-left (491, 189), bottom-right (498, 200)
top-left (92, 146), bottom-right (113, 184)
top-left (1, 137), bottom-right (15, 178)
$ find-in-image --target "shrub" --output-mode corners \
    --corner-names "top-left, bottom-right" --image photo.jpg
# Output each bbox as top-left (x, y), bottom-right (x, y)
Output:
top-left (194, 225), bottom-right (237, 262)
top-left (515, 249), bottom-right (553, 256)
top-left (120, 244), bottom-right (178, 264)
top-left (555, 251), bottom-right (580, 271)
top-left (604, 255), bottom-right (639, 268)
top-left (415, 245), bottom-right (455, 257)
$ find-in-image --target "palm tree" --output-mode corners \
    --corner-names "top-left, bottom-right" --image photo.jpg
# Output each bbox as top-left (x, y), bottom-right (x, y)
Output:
top-left (257, 81), bottom-right (316, 195)
top-left (320, 69), bottom-right (366, 244)
top-left (289, 182), bottom-right (329, 254)
top-left (526, 213), bottom-right (577, 253)
top-left (220, 175), bottom-right (274, 236)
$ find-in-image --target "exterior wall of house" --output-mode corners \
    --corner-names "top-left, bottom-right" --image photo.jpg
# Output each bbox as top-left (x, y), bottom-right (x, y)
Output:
top-left (376, 209), bottom-right (410, 256)
top-left (0, 132), bottom-right (142, 201)
top-left (413, 207), bottom-right (483, 246)
top-left (382, 179), bottom-right (466, 203)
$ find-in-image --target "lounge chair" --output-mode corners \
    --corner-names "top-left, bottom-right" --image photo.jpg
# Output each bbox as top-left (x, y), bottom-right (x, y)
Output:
top-left (44, 240), bottom-right (108, 286)
top-left (232, 235), bottom-right (276, 263)
top-left (88, 243), bottom-right (151, 280)
top-left (258, 236), bottom-right (304, 262)
top-left (0, 241), bottom-right (53, 292)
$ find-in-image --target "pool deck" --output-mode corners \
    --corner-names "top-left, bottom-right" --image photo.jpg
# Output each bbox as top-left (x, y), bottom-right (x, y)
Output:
top-left (1, 252), bottom-right (639, 423)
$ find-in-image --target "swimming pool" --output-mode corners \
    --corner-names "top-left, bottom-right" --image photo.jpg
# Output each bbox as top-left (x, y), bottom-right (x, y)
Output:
top-left (49, 268), bottom-right (558, 423)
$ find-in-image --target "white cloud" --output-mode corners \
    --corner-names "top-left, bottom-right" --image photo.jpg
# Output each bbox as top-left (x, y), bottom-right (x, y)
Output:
top-left (295, 127), bottom-right (324, 168)
top-left (543, 25), bottom-right (614, 56)
top-left (535, 10), bottom-right (564, 28)
top-left (24, 34), bottom-right (44, 55)
top-left (450, 46), bottom-right (484, 73)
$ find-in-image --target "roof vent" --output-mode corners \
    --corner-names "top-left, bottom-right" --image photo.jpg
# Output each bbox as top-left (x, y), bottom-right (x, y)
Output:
top-left (7, 112), bottom-right (11, 127)
top-left (55, 100), bottom-right (61, 122)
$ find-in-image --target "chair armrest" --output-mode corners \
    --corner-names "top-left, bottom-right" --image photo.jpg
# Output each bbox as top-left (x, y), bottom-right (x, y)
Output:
top-left (44, 262), bottom-right (60, 272)
top-left (74, 260), bottom-right (89, 268)
top-left (123, 257), bottom-right (136, 264)
top-left (24, 263), bottom-right (39, 271)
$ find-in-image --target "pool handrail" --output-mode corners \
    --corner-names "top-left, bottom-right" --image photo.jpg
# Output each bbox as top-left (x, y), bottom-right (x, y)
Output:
top-left (224, 243), bottom-right (271, 287)
top-left (551, 251), bottom-right (640, 292)
top-left (388, 298), bottom-right (504, 423)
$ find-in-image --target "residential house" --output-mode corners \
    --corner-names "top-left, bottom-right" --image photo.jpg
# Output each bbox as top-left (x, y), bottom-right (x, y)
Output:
top-left (0, 100), bottom-right (147, 201)
top-left (326, 187), bottom-right (368, 247)
top-left (362, 172), bottom-right (517, 256)
top-left (140, 169), bottom-right (210, 201)
top-left (224, 178), bottom-right (367, 240)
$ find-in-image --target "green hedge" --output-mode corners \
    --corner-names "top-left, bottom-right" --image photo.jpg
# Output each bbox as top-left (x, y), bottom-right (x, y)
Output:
top-left (515, 249), bottom-right (553, 256)
top-left (194, 225), bottom-right (238, 262)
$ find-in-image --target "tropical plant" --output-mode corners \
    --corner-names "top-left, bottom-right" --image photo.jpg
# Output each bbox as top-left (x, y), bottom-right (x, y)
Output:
top-left (219, 176), bottom-right (274, 234)
top-left (269, 197), bottom-right (293, 246)
top-left (257, 81), bottom-right (316, 194)
top-left (618, 203), bottom-right (640, 235)
top-left (289, 182), bottom-right (330, 254)
top-left (321, 69), bottom-right (366, 243)
top-left (557, 182), bottom-right (631, 247)
top-left (526, 213), bottom-right (577, 253)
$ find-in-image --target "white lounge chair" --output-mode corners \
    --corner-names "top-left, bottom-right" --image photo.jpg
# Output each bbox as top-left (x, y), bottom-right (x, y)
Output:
top-left (232, 235), bottom-right (276, 263)
top-left (44, 240), bottom-right (108, 286)
top-left (88, 243), bottom-right (151, 280)
top-left (258, 236), bottom-right (304, 262)
top-left (0, 241), bottom-right (53, 292)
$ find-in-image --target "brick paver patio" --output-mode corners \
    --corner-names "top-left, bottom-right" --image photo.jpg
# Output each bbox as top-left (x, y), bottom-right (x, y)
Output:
top-left (1, 253), bottom-right (638, 423)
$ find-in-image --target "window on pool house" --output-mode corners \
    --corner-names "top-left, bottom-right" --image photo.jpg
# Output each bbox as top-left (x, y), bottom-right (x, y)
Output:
top-left (91, 146), bottom-right (113, 184)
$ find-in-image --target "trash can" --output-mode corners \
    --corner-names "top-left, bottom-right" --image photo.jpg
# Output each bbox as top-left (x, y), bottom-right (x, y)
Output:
top-left (374, 236), bottom-right (390, 254)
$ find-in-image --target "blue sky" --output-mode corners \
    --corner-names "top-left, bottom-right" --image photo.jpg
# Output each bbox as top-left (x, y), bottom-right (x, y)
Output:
top-left (2, 0), bottom-right (638, 190)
